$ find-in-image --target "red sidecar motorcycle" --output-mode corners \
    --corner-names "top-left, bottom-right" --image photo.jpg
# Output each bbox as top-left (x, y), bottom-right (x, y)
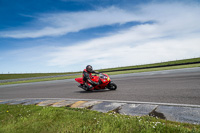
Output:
top-left (75, 73), bottom-right (117, 91)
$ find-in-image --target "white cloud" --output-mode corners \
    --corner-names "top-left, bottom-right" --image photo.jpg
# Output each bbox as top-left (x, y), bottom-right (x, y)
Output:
top-left (46, 27), bottom-right (200, 70)
top-left (0, 7), bottom-right (137, 38)
top-left (2, 2), bottom-right (199, 39)
top-left (1, 2), bottom-right (200, 73)
top-left (45, 2), bottom-right (200, 70)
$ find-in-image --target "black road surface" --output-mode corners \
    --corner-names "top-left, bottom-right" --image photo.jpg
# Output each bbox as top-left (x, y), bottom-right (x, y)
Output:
top-left (1, 67), bottom-right (200, 105)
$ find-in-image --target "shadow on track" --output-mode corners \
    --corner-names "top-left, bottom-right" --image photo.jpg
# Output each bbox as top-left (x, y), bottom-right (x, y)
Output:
top-left (75, 89), bottom-right (114, 93)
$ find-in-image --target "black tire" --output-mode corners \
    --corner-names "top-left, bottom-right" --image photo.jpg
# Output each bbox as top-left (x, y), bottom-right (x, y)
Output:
top-left (107, 82), bottom-right (117, 90)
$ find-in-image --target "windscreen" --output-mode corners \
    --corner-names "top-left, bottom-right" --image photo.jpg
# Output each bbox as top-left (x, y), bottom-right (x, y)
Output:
top-left (99, 73), bottom-right (107, 79)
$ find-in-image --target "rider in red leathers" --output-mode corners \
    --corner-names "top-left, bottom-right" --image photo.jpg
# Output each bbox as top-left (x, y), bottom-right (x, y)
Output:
top-left (83, 65), bottom-right (100, 91)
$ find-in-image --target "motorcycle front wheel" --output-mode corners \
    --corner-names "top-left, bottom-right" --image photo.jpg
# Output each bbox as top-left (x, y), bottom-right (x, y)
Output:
top-left (107, 81), bottom-right (117, 90)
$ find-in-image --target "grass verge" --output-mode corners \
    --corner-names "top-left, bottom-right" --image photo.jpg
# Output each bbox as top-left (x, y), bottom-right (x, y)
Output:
top-left (106, 63), bottom-right (200, 75)
top-left (1, 58), bottom-right (200, 80)
top-left (98, 57), bottom-right (200, 72)
top-left (0, 72), bottom-right (81, 80)
top-left (0, 104), bottom-right (199, 133)
top-left (1, 63), bottom-right (200, 85)
top-left (0, 75), bottom-right (81, 85)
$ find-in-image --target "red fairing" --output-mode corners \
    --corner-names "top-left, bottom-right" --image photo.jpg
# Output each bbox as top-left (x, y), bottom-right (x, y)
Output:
top-left (75, 72), bottom-right (117, 91)
top-left (91, 75), bottom-right (99, 82)
top-left (75, 77), bottom-right (84, 84)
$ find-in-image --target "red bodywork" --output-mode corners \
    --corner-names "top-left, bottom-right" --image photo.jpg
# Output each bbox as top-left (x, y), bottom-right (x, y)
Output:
top-left (75, 73), bottom-right (111, 90)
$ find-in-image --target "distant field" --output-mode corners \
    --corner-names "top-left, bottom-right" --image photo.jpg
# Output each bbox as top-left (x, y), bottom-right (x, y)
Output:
top-left (98, 57), bottom-right (200, 72)
top-left (1, 63), bottom-right (200, 85)
top-left (0, 57), bottom-right (200, 82)
top-left (106, 63), bottom-right (200, 75)
top-left (0, 72), bottom-right (80, 80)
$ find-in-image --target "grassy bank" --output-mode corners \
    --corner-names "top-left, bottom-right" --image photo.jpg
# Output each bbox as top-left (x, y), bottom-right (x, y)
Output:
top-left (0, 104), bottom-right (199, 133)
top-left (0, 72), bottom-right (80, 80)
top-left (99, 57), bottom-right (200, 72)
top-left (0, 75), bottom-right (81, 85)
top-left (0, 58), bottom-right (200, 85)
top-left (1, 58), bottom-right (200, 80)
top-left (1, 63), bottom-right (200, 85)
top-left (107, 63), bottom-right (200, 75)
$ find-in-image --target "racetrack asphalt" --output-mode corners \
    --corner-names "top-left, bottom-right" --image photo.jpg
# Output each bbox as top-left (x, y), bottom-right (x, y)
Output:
top-left (0, 67), bottom-right (200, 106)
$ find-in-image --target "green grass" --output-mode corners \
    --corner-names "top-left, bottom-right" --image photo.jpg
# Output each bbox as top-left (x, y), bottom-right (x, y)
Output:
top-left (0, 104), bottom-right (199, 133)
top-left (106, 63), bottom-right (200, 75)
top-left (1, 57), bottom-right (200, 80)
top-left (0, 72), bottom-right (81, 80)
top-left (0, 75), bottom-right (81, 85)
top-left (1, 63), bottom-right (200, 85)
top-left (98, 57), bottom-right (200, 72)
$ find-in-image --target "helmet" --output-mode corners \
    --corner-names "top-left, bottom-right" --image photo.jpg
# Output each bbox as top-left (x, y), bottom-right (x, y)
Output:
top-left (86, 65), bottom-right (93, 73)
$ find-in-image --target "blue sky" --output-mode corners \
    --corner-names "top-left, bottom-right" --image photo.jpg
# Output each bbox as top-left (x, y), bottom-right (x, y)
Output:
top-left (0, 0), bottom-right (200, 73)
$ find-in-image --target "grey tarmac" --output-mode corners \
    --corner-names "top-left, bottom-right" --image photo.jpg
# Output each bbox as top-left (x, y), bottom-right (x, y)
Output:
top-left (0, 67), bottom-right (200, 105)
